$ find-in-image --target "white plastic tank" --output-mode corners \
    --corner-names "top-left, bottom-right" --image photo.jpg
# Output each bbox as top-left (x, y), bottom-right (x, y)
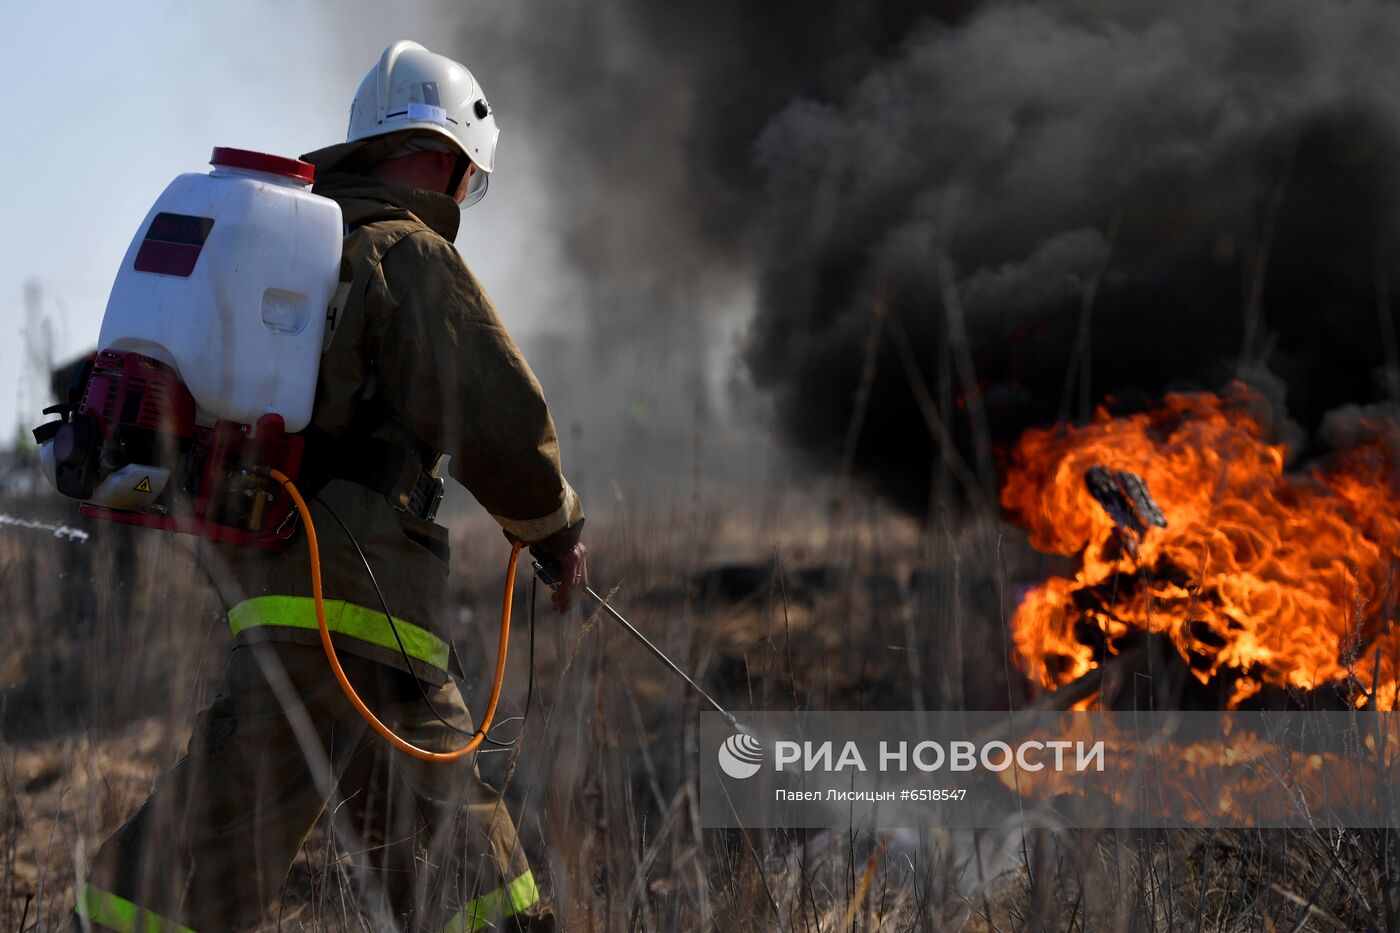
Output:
top-left (98, 147), bottom-right (343, 433)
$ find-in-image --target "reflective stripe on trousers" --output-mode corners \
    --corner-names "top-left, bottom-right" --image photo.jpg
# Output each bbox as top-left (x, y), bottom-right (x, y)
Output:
top-left (76, 884), bottom-right (197, 933)
top-left (228, 595), bottom-right (451, 672)
top-left (77, 872), bottom-right (539, 932)
top-left (442, 871), bottom-right (540, 932)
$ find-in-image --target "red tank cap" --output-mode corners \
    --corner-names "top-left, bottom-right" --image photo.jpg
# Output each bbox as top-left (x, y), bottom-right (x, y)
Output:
top-left (210, 147), bottom-right (315, 184)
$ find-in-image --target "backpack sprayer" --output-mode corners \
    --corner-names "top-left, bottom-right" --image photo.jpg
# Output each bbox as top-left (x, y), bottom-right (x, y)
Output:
top-left (34, 147), bottom-right (743, 760)
top-left (33, 148), bottom-right (338, 549)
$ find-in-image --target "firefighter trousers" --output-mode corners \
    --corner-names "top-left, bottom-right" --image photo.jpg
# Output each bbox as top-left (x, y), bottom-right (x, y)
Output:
top-left (77, 641), bottom-right (551, 932)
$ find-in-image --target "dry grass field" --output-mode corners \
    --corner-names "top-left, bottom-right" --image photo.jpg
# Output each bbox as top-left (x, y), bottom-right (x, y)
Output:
top-left (2, 476), bottom-right (1398, 931)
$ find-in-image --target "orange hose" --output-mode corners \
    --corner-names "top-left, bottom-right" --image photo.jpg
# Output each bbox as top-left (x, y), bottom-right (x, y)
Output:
top-left (269, 468), bottom-right (519, 762)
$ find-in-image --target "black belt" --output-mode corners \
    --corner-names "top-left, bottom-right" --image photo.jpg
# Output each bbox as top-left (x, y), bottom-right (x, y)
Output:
top-left (300, 433), bottom-right (444, 523)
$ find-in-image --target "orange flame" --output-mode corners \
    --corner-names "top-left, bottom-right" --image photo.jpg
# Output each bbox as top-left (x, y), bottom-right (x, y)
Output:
top-left (1002, 384), bottom-right (1400, 708)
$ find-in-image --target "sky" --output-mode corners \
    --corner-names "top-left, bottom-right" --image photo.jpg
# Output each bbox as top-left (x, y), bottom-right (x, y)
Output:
top-left (0, 0), bottom-right (582, 444)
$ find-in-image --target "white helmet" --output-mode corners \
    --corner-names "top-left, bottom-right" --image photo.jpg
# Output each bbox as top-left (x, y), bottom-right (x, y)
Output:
top-left (347, 40), bottom-right (500, 206)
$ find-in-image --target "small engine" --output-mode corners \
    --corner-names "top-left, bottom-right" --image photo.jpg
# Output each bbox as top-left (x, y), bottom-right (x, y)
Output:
top-left (34, 349), bottom-right (305, 550)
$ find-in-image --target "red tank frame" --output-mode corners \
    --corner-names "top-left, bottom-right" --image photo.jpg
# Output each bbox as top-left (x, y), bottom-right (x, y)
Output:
top-left (77, 349), bottom-right (305, 551)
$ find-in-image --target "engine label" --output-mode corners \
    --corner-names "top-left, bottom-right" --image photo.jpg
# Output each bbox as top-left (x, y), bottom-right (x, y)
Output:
top-left (133, 212), bottom-right (215, 277)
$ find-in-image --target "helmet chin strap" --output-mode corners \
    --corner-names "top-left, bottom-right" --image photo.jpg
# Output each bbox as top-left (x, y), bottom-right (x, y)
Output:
top-left (447, 155), bottom-right (472, 199)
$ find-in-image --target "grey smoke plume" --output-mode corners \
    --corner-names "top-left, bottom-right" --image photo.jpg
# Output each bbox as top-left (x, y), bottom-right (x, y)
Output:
top-left (462, 0), bottom-right (1400, 513)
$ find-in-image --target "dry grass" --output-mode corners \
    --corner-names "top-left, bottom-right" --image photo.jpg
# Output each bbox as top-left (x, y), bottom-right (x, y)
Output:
top-left (2, 483), bottom-right (1399, 931)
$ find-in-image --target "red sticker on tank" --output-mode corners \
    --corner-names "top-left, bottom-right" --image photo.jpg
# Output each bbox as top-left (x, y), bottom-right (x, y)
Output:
top-left (134, 212), bottom-right (215, 277)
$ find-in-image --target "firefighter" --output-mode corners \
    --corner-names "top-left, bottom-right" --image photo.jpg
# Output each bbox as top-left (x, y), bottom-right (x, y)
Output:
top-left (76, 41), bottom-right (584, 932)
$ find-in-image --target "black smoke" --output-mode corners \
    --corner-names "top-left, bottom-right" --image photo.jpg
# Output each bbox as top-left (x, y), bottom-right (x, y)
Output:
top-left (464, 0), bottom-right (1400, 515)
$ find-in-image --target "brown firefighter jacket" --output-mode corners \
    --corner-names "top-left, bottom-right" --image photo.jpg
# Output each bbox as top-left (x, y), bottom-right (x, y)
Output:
top-left (207, 169), bottom-right (583, 684)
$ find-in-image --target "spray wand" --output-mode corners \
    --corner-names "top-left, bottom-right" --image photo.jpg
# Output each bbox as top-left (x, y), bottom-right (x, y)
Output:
top-left (532, 559), bottom-right (750, 736)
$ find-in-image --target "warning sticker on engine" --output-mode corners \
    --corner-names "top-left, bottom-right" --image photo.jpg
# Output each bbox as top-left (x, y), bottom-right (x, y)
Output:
top-left (134, 476), bottom-right (152, 493)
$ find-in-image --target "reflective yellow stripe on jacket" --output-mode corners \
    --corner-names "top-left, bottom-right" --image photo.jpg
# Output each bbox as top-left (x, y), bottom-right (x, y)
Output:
top-left (228, 595), bottom-right (451, 672)
top-left (443, 870), bottom-right (540, 932)
top-left (76, 884), bottom-right (197, 933)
